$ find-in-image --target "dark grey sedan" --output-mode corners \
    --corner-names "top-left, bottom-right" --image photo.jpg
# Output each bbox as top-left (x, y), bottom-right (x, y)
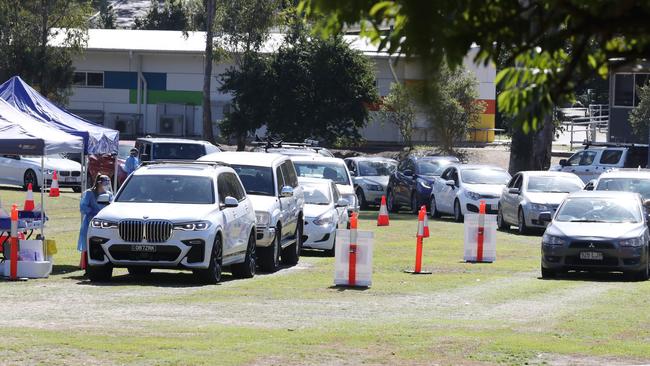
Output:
top-left (540, 191), bottom-right (650, 280)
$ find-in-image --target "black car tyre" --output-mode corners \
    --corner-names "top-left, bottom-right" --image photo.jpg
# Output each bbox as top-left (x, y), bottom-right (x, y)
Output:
top-left (259, 226), bottom-right (281, 272)
top-left (429, 196), bottom-right (440, 218)
top-left (86, 264), bottom-right (113, 282)
top-left (497, 205), bottom-right (509, 230)
top-left (324, 229), bottom-right (337, 257)
top-left (232, 231), bottom-right (257, 279)
top-left (517, 208), bottom-right (529, 235)
top-left (387, 190), bottom-right (399, 213)
top-left (23, 169), bottom-right (40, 191)
top-left (357, 188), bottom-right (369, 210)
top-left (453, 199), bottom-right (464, 222)
top-left (127, 266), bottom-right (151, 276)
top-left (195, 235), bottom-right (223, 284)
top-left (282, 219), bottom-right (302, 266)
top-left (541, 266), bottom-right (556, 279)
top-left (72, 186), bottom-right (82, 193)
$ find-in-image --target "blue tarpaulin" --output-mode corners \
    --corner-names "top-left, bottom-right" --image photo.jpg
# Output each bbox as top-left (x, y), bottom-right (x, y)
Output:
top-left (0, 76), bottom-right (119, 154)
top-left (0, 98), bottom-right (83, 155)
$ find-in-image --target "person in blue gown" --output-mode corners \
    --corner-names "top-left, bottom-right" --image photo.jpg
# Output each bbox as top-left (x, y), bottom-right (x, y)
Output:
top-left (78, 174), bottom-right (113, 253)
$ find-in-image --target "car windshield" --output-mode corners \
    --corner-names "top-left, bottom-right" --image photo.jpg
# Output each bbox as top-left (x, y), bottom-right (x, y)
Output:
top-left (527, 176), bottom-right (583, 193)
top-left (153, 143), bottom-right (206, 160)
top-left (461, 169), bottom-right (511, 184)
top-left (596, 178), bottom-right (650, 200)
top-left (293, 162), bottom-right (351, 185)
top-left (117, 175), bottom-right (214, 204)
top-left (417, 160), bottom-right (453, 176)
top-left (231, 165), bottom-right (275, 196)
top-left (555, 197), bottom-right (641, 223)
top-left (357, 161), bottom-right (396, 176)
top-left (118, 145), bottom-right (132, 159)
top-left (302, 183), bottom-right (331, 205)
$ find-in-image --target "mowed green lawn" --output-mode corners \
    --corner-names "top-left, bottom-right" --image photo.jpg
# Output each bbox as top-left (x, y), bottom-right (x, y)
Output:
top-left (2, 187), bottom-right (650, 365)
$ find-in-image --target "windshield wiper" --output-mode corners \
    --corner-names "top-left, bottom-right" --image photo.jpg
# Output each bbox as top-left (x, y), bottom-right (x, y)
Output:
top-left (246, 190), bottom-right (272, 195)
top-left (568, 219), bottom-right (603, 223)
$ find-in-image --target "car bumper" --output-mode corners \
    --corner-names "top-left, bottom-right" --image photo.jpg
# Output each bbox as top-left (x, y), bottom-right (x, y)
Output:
top-left (302, 219), bottom-right (336, 250)
top-left (462, 197), bottom-right (500, 215)
top-left (46, 177), bottom-right (81, 188)
top-left (542, 244), bottom-right (648, 273)
top-left (255, 226), bottom-right (276, 247)
top-left (362, 189), bottom-right (386, 205)
top-left (524, 208), bottom-right (557, 229)
top-left (86, 227), bottom-right (215, 269)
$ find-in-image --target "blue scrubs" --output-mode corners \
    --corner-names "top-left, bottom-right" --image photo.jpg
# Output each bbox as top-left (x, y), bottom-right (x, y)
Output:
top-left (77, 189), bottom-right (113, 252)
top-left (124, 155), bottom-right (140, 175)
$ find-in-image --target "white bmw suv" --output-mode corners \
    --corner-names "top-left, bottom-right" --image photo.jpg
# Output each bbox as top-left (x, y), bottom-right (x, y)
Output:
top-left (85, 162), bottom-right (257, 284)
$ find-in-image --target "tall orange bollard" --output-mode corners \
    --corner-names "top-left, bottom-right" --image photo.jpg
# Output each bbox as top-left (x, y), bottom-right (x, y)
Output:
top-left (49, 170), bottom-right (60, 197)
top-left (9, 204), bottom-right (18, 280)
top-left (377, 195), bottom-right (390, 226)
top-left (348, 212), bottom-right (358, 285)
top-left (405, 207), bottom-right (432, 274)
top-left (476, 200), bottom-right (486, 262)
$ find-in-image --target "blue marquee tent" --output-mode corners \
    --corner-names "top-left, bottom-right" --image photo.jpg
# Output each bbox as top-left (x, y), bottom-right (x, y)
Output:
top-left (0, 76), bottom-right (118, 154)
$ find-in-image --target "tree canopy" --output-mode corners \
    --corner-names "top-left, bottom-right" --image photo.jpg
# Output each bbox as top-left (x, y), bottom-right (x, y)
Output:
top-left (298, 0), bottom-right (650, 133)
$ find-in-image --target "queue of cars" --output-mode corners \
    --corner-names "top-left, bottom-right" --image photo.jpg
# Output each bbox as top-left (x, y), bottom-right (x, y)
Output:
top-left (79, 136), bottom-right (650, 282)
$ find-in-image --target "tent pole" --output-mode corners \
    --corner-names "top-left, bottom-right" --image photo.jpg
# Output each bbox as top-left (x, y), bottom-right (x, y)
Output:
top-left (113, 154), bottom-right (118, 191)
top-left (41, 156), bottom-right (46, 259)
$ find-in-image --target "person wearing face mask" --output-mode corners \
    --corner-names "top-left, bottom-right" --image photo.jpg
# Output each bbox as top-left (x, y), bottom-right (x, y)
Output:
top-left (124, 148), bottom-right (140, 175)
top-left (78, 174), bottom-right (113, 269)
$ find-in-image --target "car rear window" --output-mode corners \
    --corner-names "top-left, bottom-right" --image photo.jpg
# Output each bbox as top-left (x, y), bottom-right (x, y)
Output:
top-left (117, 175), bottom-right (214, 204)
top-left (596, 178), bottom-right (650, 200)
top-left (153, 143), bottom-right (206, 160)
top-left (599, 150), bottom-right (623, 165)
top-left (293, 162), bottom-right (351, 185)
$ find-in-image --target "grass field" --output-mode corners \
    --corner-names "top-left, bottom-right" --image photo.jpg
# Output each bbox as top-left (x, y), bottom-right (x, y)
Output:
top-left (2, 187), bottom-right (650, 365)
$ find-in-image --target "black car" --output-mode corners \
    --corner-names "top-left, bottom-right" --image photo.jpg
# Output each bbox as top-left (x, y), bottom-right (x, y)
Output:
top-left (386, 155), bottom-right (460, 213)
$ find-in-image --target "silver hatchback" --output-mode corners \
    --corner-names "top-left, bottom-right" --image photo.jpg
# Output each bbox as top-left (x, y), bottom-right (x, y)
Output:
top-left (540, 191), bottom-right (650, 280)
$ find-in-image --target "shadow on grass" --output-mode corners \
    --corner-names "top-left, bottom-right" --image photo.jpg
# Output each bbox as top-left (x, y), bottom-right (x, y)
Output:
top-left (301, 249), bottom-right (333, 258)
top-left (51, 264), bottom-right (81, 275)
top-left (70, 263), bottom-right (301, 288)
top-left (497, 227), bottom-right (545, 237)
top-left (328, 285), bottom-right (370, 292)
top-left (540, 271), bottom-right (639, 283)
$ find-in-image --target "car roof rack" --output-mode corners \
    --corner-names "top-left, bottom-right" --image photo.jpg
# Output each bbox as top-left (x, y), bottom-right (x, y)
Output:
top-left (582, 140), bottom-right (649, 148)
top-left (251, 137), bottom-right (323, 152)
top-left (140, 160), bottom-right (230, 168)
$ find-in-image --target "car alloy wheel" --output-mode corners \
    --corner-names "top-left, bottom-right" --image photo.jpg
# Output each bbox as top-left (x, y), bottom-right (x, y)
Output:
top-left (23, 169), bottom-right (39, 191)
top-left (357, 188), bottom-right (368, 210)
top-left (195, 236), bottom-right (223, 284)
top-left (497, 205), bottom-right (508, 230)
top-left (454, 200), bottom-right (463, 222)
top-left (518, 208), bottom-right (529, 235)
top-left (232, 232), bottom-right (256, 279)
top-left (282, 219), bottom-right (302, 266)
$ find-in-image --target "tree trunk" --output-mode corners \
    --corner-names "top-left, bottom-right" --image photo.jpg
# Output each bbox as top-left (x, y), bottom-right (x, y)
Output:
top-left (508, 115), bottom-right (554, 174)
top-left (202, 0), bottom-right (216, 143)
top-left (236, 133), bottom-right (246, 151)
top-left (39, 0), bottom-right (48, 96)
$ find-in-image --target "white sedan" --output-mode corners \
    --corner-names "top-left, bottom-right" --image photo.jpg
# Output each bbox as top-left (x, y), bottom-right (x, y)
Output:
top-left (430, 164), bottom-right (511, 222)
top-left (0, 154), bottom-right (82, 192)
top-left (299, 178), bottom-right (349, 255)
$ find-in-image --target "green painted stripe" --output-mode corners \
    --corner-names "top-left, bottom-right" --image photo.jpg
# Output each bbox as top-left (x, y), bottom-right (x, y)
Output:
top-left (129, 89), bottom-right (203, 105)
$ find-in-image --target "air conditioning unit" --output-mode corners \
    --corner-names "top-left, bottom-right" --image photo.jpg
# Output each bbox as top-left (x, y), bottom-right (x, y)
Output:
top-left (159, 115), bottom-right (183, 135)
top-left (110, 114), bottom-right (140, 136)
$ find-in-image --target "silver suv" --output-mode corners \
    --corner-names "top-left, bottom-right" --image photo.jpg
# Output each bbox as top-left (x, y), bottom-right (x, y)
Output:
top-left (199, 152), bottom-right (305, 272)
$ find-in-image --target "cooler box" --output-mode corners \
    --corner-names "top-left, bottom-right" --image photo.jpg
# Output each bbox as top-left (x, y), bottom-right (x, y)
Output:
top-left (334, 229), bottom-right (373, 287)
top-left (3, 239), bottom-right (52, 278)
top-left (463, 213), bottom-right (497, 262)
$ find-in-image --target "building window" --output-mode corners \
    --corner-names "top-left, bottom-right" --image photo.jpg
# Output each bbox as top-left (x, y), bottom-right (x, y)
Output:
top-left (614, 73), bottom-right (650, 107)
top-left (73, 71), bottom-right (104, 88)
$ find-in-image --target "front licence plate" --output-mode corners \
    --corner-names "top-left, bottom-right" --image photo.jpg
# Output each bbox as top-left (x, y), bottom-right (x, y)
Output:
top-left (579, 251), bottom-right (603, 261)
top-left (131, 245), bottom-right (156, 252)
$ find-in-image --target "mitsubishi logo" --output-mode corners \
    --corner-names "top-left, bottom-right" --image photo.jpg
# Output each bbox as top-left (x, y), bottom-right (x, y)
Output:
top-left (589, 243), bottom-right (595, 248)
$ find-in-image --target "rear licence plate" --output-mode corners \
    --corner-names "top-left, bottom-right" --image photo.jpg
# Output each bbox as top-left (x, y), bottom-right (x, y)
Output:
top-left (579, 251), bottom-right (603, 260)
top-left (131, 245), bottom-right (156, 252)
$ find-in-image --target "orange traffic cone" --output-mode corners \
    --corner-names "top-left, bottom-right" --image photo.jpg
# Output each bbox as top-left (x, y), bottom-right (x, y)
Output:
top-left (80, 251), bottom-right (87, 270)
top-left (421, 205), bottom-right (430, 238)
top-left (377, 195), bottom-right (390, 226)
top-left (24, 183), bottom-right (35, 211)
top-left (404, 207), bottom-right (432, 274)
top-left (49, 170), bottom-right (60, 197)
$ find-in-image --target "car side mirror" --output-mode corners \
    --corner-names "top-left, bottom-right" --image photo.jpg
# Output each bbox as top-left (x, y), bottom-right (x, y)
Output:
top-left (336, 198), bottom-right (349, 207)
top-left (280, 186), bottom-right (294, 198)
top-left (539, 212), bottom-right (553, 223)
top-left (350, 170), bottom-right (357, 177)
top-left (508, 188), bottom-right (520, 194)
top-left (445, 180), bottom-right (456, 187)
top-left (584, 180), bottom-right (595, 191)
top-left (559, 159), bottom-right (568, 167)
top-left (223, 196), bottom-right (239, 208)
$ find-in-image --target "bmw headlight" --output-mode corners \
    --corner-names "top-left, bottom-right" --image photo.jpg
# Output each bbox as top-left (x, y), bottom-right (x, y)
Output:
top-left (43, 169), bottom-right (54, 175)
top-left (542, 233), bottom-right (567, 246)
top-left (173, 221), bottom-right (211, 231)
top-left (464, 191), bottom-right (481, 201)
top-left (91, 219), bottom-right (117, 229)
top-left (255, 212), bottom-right (270, 226)
top-left (364, 183), bottom-right (384, 191)
top-left (619, 237), bottom-right (645, 247)
top-left (529, 203), bottom-right (550, 212)
top-left (314, 211), bottom-right (335, 226)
